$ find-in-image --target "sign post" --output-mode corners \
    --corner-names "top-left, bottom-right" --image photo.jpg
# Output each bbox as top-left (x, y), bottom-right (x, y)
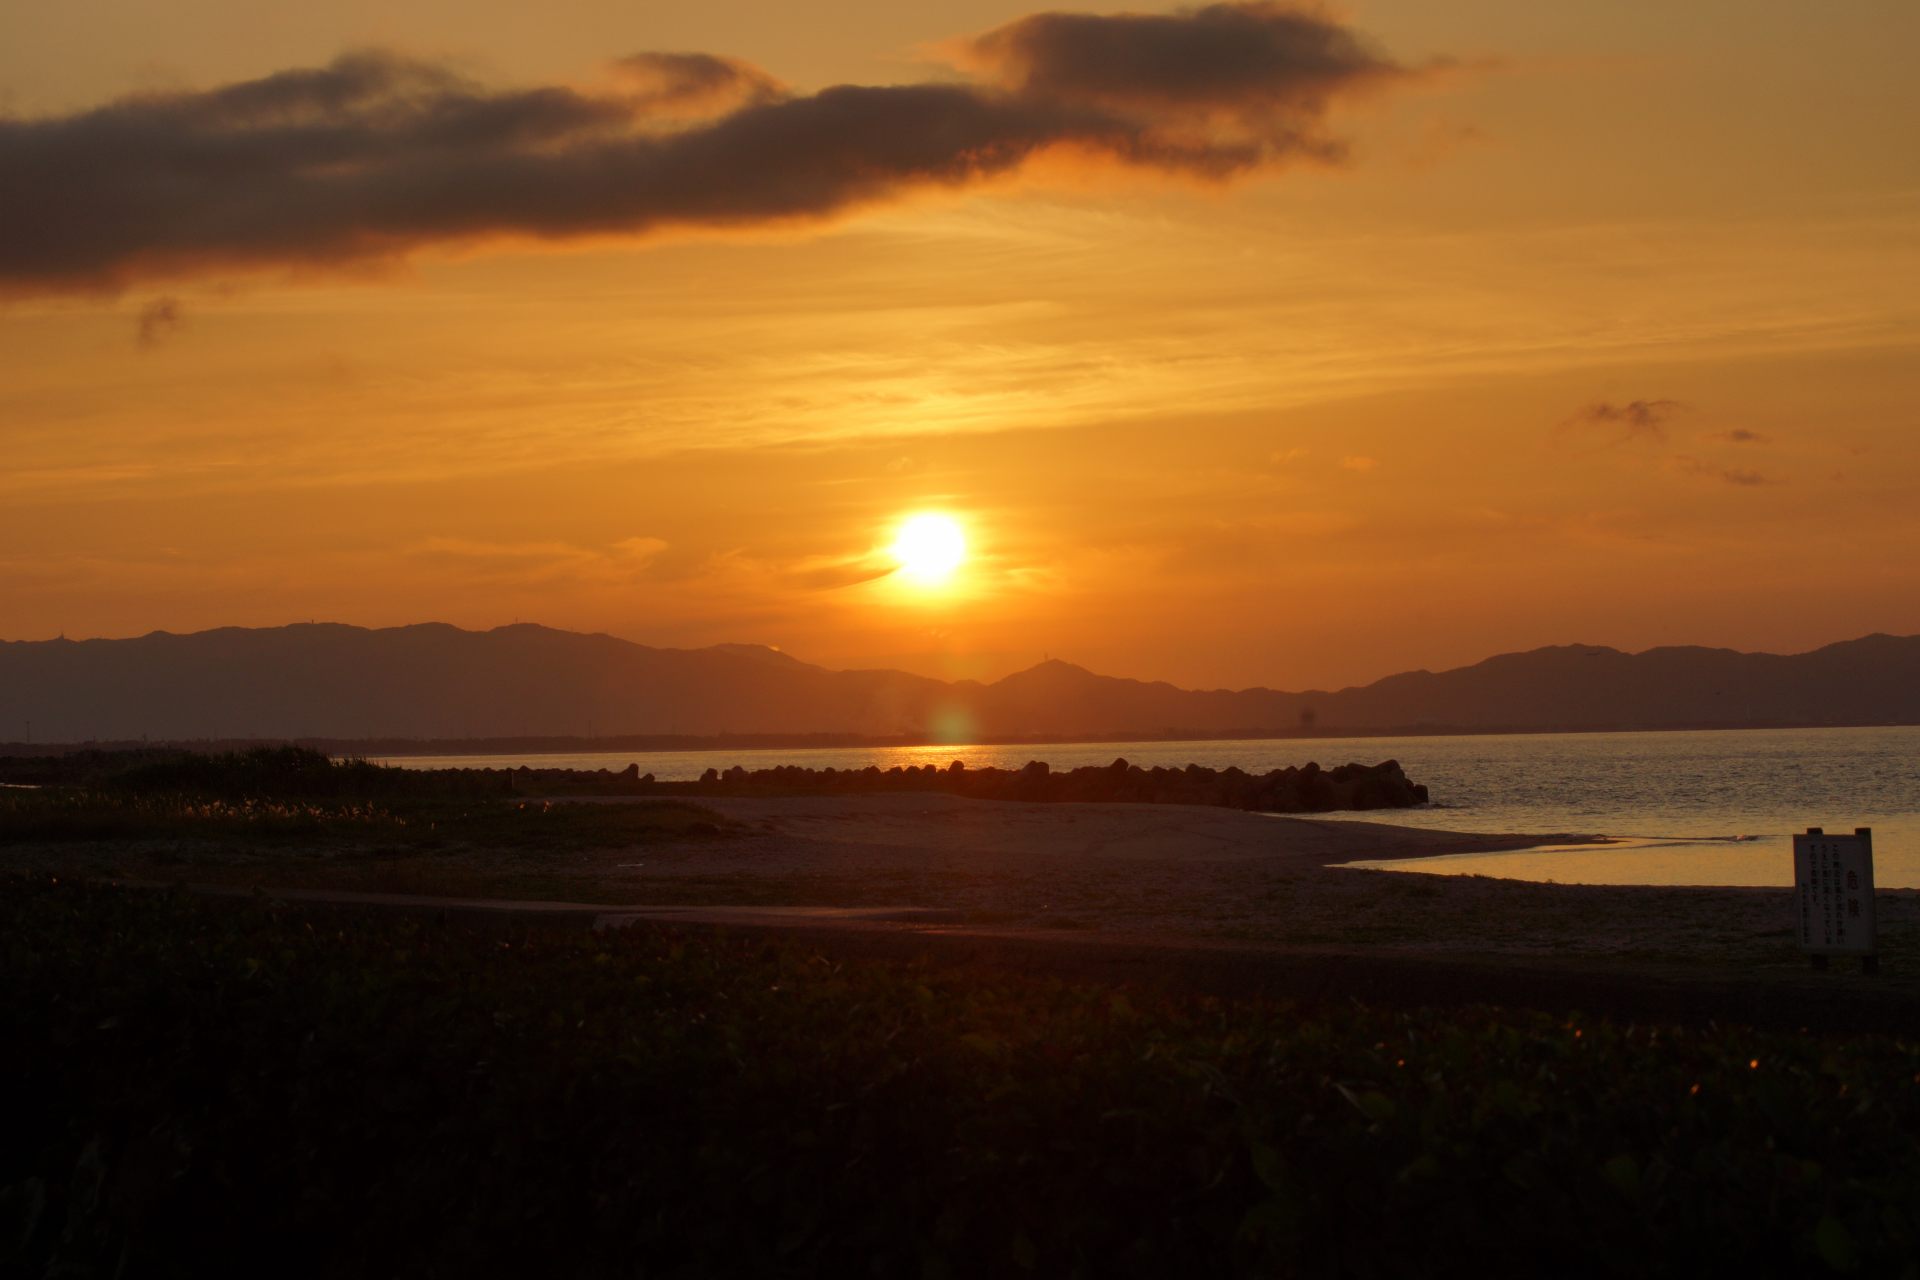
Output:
top-left (1793, 827), bottom-right (1878, 974)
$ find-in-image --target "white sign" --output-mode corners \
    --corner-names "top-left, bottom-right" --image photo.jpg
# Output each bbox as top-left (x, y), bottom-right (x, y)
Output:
top-left (1794, 828), bottom-right (1876, 956)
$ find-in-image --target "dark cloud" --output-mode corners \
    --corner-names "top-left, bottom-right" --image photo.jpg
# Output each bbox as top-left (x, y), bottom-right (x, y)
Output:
top-left (1714, 428), bottom-right (1770, 445)
top-left (1566, 399), bottom-right (1684, 442)
top-left (135, 296), bottom-right (184, 346)
top-left (965, 2), bottom-right (1405, 130)
top-left (0, 5), bottom-right (1420, 296)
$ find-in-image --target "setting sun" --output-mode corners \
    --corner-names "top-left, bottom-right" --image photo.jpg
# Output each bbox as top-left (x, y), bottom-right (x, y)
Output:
top-left (889, 514), bottom-right (967, 586)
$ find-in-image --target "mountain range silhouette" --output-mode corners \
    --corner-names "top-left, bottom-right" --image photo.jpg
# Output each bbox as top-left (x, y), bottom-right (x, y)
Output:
top-left (4, 623), bottom-right (1919, 745)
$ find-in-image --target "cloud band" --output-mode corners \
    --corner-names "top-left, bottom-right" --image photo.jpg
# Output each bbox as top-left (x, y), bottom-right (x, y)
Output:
top-left (0, 4), bottom-right (1414, 295)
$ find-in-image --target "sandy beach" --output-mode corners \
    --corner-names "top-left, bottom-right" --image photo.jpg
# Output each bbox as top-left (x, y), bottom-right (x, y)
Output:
top-left (568, 795), bottom-right (1907, 971)
top-left (39, 790), bottom-right (1906, 1011)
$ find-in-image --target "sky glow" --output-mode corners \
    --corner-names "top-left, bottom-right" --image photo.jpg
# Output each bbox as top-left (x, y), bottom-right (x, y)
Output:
top-left (1, 1), bottom-right (1916, 687)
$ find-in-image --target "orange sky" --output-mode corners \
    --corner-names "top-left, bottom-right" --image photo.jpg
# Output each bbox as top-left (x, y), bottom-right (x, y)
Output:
top-left (2, 1), bottom-right (1917, 690)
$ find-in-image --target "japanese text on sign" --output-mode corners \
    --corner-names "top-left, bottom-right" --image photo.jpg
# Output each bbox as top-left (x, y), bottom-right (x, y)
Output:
top-left (1793, 828), bottom-right (1876, 956)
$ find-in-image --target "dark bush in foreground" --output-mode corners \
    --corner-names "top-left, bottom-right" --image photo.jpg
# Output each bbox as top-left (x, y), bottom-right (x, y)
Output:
top-left (4, 880), bottom-right (1915, 1277)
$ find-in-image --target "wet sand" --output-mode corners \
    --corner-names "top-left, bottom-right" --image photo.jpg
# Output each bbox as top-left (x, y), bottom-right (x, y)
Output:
top-left (629, 792), bottom-right (1573, 870)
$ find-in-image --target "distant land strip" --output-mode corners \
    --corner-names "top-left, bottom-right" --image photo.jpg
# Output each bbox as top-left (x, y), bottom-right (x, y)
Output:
top-left (5, 716), bottom-right (1920, 759)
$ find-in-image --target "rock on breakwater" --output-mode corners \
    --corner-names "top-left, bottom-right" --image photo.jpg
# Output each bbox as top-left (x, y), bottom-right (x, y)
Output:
top-left (493, 757), bottom-right (1429, 813)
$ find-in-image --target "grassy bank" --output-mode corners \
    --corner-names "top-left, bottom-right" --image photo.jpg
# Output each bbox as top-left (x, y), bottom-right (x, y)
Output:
top-left (0, 746), bottom-right (727, 858)
top-left (5, 879), bottom-right (1916, 1277)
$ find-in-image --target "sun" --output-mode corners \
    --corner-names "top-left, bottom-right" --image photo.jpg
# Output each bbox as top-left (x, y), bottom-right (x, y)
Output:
top-left (888, 513), bottom-right (967, 586)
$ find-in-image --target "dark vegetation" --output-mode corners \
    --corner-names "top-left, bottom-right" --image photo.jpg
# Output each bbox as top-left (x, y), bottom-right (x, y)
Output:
top-left (0, 747), bottom-right (726, 852)
top-left (0, 745), bottom-right (488, 797)
top-left (5, 878), bottom-right (1915, 1278)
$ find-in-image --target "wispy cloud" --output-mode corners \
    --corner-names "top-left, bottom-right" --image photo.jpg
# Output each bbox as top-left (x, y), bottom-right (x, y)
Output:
top-left (790, 555), bottom-right (899, 591)
top-left (685, 546), bottom-right (901, 598)
top-left (609, 53), bottom-right (785, 118)
top-left (405, 535), bottom-right (669, 584)
top-left (1564, 398), bottom-right (1684, 443)
top-left (1671, 456), bottom-right (1768, 487)
top-left (0, 4), bottom-right (1427, 295)
top-left (135, 296), bottom-right (184, 346)
top-left (1712, 428), bottom-right (1770, 445)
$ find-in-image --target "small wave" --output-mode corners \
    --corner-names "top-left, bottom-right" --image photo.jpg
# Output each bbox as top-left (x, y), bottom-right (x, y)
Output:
top-left (1599, 833), bottom-right (1776, 850)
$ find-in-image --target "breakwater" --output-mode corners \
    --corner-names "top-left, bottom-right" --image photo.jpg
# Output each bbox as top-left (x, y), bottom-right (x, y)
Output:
top-left (498, 757), bottom-right (1429, 813)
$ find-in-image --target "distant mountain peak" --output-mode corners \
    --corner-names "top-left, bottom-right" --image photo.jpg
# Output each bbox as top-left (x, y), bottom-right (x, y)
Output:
top-left (997, 658), bottom-right (1098, 683)
top-left (707, 643), bottom-right (803, 665)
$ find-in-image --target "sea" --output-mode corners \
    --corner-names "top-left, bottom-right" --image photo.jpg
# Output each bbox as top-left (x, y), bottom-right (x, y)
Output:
top-left (376, 725), bottom-right (1920, 889)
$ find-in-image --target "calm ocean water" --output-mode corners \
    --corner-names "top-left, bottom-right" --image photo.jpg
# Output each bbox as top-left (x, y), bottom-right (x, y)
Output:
top-left (377, 725), bottom-right (1920, 889)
